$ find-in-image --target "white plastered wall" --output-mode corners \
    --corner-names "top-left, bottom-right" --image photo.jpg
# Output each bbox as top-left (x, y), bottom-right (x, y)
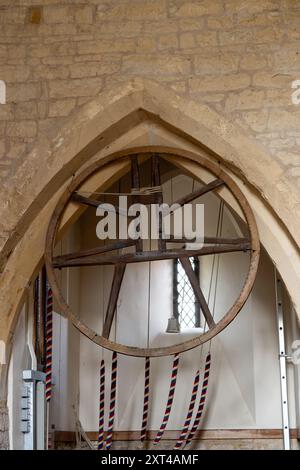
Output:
top-left (49, 226), bottom-right (80, 433)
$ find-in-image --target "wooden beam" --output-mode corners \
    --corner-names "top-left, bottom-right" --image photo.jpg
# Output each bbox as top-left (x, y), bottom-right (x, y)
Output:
top-left (102, 263), bottom-right (126, 339)
top-left (130, 156), bottom-right (143, 252)
top-left (54, 428), bottom-right (299, 443)
top-left (53, 240), bottom-right (136, 264)
top-left (151, 155), bottom-right (166, 251)
top-left (53, 243), bottom-right (251, 268)
top-left (179, 257), bottom-right (215, 329)
top-left (71, 192), bottom-right (102, 208)
top-left (71, 192), bottom-right (125, 216)
top-left (131, 155), bottom-right (140, 190)
top-left (151, 154), bottom-right (161, 188)
top-left (174, 178), bottom-right (224, 206)
top-left (128, 192), bottom-right (163, 205)
top-left (168, 236), bottom-right (250, 245)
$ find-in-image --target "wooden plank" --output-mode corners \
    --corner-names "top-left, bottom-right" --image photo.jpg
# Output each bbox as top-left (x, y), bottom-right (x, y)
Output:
top-left (168, 236), bottom-right (250, 245)
top-left (71, 192), bottom-right (102, 208)
top-left (151, 154), bottom-right (166, 251)
top-left (53, 239), bottom-right (136, 264)
top-left (73, 189), bottom-right (162, 207)
top-left (151, 154), bottom-right (161, 189)
top-left (130, 155), bottom-right (143, 252)
top-left (54, 428), bottom-right (299, 443)
top-left (174, 178), bottom-right (224, 206)
top-left (128, 192), bottom-right (163, 205)
top-left (102, 263), bottom-right (126, 339)
top-left (71, 192), bottom-right (125, 216)
top-left (131, 155), bottom-right (140, 190)
top-left (53, 243), bottom-right (251, 268)
top-left (179, 257), bottom-right (215, 329)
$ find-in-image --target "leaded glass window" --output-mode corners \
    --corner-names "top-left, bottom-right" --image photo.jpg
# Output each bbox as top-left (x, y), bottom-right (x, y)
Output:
top-left (173, 258), bottom-right (200, 328)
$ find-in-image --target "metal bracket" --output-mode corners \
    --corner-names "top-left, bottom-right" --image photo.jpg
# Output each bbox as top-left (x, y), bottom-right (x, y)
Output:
top-left (278, 353), bottom-right (293, 362)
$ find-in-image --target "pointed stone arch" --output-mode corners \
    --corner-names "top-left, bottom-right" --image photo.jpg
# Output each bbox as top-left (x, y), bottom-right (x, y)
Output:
top-left (0, 77), bottom-right (299, 355)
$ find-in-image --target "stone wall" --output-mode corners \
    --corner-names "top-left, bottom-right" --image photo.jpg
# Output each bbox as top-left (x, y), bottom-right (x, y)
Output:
top-left (0, 0), bottom-right (299, 188)
top-left (0, 402), bottom-right (9, 450)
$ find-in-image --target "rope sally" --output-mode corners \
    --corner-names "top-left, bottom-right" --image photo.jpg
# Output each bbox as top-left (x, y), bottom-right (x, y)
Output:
top-left (153, 353), bottom-right (179, 446)
top-left (173, 368), bottom-right (200, 450)
top-left (98, 360), bottom-right (105, 450)
top-left (45, 286), bottom-right (53, 450)
top-left (105, 351), bottom-right (118, 450)
top-left (45, 287), bottom-right (53, 402)
top-left (140, 357), bottom-right (150, 442)
top-left (183, 352), bottom-right (211, 448)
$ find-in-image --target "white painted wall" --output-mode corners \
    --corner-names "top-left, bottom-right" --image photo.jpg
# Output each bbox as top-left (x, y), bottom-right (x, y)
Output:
top-left (50, 226), bottom-right (80, 433)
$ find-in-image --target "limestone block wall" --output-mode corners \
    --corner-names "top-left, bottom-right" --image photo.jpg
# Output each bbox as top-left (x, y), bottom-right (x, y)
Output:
top-left (0, 0), bottom-right (299, 190)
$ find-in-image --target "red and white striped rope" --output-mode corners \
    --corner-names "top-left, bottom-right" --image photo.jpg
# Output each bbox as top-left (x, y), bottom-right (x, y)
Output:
top-left (153, 353), bottom-right (180, 446)
top-left (105, 352), bottom-right (118, 450)
top-left (173, 368), bottom-right (200, 450)
top-left (98, 359), bottom-right (105, 450)
top-left (184, 352), bottom-right (211, 448)
top-left (140, 357), bottom-right (150, 442)
top-left (45, 287), bottom-right (53, 402)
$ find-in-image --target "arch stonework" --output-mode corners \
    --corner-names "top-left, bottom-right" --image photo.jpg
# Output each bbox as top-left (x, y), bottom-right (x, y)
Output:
top-left (0, 78), bottom-right (299, 364)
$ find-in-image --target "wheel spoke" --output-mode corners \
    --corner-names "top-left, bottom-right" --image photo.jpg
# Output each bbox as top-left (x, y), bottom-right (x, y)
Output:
top-left (71, 192), bottom-right (126, 216)
top-left (53, 240), bottom-right (136, 265)
top-left (151, 155), bottom-right (166, 251)
top-left (130, 156), bottom-right (143, 252)
top-left (179, 257), bottom-right (215, 329)
top-left (102, 263), bottom-right (126, 339)
top-left (168, 236), bottom-right (250, 245)
top-left (53, 243), bottom-right (251, 268)
top-left (174, 178), bottom-right (224, 206)
top-left (131, 155), bottom-right (140, 190)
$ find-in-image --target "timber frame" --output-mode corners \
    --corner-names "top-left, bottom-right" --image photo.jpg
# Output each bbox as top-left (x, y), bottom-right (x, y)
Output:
top-left (45, 147), bottom-right (260, 358)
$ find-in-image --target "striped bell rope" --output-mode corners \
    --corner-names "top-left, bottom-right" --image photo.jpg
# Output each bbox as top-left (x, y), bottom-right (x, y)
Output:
top-left (105, 351), bottom-right (118, 450)
top-left (153, 353), bottom-right (180, 446)
top-left (173, 368), bottom-right (200, 450)
top-left (184, 352), bottom-right (211, 448)
top-left (140, 357), bottom-right (150, 442)
top-left (98, 359), bottom-right (106, 450)
top-left (45, 287), bottom-right (53, 402)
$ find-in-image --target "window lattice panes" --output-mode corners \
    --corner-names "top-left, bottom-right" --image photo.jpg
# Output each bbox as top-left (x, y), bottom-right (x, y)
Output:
top-left (174, 258), bottom-right (200, 329)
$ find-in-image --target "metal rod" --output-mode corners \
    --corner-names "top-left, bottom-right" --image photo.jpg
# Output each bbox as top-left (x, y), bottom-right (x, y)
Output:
top-left (274, 270), bottom-right (291, 450)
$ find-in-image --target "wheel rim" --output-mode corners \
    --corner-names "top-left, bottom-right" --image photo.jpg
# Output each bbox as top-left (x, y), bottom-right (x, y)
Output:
top-left (45, 146), bottom-right (260, 357)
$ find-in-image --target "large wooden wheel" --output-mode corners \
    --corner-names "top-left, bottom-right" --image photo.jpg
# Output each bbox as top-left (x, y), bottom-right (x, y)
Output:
top-left (45, 147), bottom-right (260, 357)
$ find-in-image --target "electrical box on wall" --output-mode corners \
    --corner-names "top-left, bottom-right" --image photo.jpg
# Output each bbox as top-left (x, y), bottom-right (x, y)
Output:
top-left (21, 370), bottom-right (46, 450)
